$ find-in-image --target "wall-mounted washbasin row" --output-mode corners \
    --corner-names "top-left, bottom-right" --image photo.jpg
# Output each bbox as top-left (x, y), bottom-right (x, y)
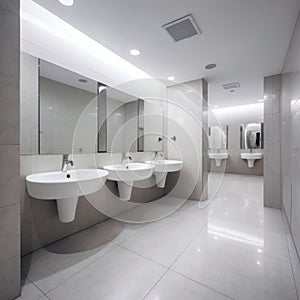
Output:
top-left (104, 160), bottom-right (182, 200)
top-left (209, 152), bottom-right (263, 168)
top-left (26, 160), bottom-right (183, 223)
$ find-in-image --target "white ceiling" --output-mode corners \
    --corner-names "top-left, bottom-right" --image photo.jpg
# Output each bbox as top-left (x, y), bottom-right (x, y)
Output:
top-left (33, 0), bottom-right (300, 107)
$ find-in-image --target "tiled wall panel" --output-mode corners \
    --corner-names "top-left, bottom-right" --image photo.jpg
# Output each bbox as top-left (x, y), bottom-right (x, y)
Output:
top-left (0, 1), bottom-right (21, 298)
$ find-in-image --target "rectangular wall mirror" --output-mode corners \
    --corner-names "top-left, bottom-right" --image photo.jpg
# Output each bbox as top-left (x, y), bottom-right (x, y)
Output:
top-left (20, 54), bottom-right (165, 155)
top-left (39, 60), bottom-right (99, 154)
top-left (143, 100), bottom-right (164, 152)
top-left (106, 88), bottom-right (139, 153)
top-left (208, 125), bottom-right (228, 150)
top-left (240, 123), bottom-right (264, 149)
top-left (105, 88), bottom-right (164, 153)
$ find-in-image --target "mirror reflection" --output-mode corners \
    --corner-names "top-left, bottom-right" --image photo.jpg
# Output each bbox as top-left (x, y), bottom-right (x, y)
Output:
top-left (21, 57), bottom-right (165, 155)
top-left (138, 99), bottom-right (144, 152)
top-left (240, 123), bottom-right (264, 149)
top-left (208, 125), bottom-right (228, 150)
top-left (105, 88), bottom-right (164, 153)
top-left (39, 60), bottom-right (98, 154)
top-left (142, 99), bottom-right (164, 152)
top-left (106, 88), bottom-right (138, 153)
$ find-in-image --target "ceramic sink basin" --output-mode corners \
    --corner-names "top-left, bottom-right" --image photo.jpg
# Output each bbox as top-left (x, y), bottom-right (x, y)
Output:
top-left (26, 169), bottom-right (108, 223)
top-left (241, 153), bottom-right (263, 168)
top-left (145, 160), bottom-right (182, 173)
top-left (145, 160), bottom-right (183, 188)
top-left (103, 163), bottom-right (154, 201)
top-left (103, 163), bottom-right (154, 182)
top-left (209, 153), bottom-right (229, 167)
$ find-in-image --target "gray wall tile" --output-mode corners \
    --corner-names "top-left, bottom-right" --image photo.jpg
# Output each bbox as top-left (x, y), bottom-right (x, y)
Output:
top-left (0, 8), bottom-right (19, 79)
top-left (0, 2), bottom-right (21, 298)
top-left (0, 256), bottom-right (20, 299)
top-left (0, 0), bottom-right (19, 15)
top-left (0, 145), bottom-right (19, 185)
top-left (0, 73), bottom-right (19, 145)
top-left (0, 181), bottom-right (20, 207)
top-left (0, 205), bottom-right (20, 261)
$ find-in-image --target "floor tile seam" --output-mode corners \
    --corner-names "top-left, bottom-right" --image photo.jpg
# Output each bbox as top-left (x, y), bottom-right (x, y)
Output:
top-left (291, 263), bottom-right (300, 300)
top-left (170, 269), bottom-right (235, 300)
top-left (117, 244), bottom-right (168, 269)
top-left (157, 217), bottom-right (209, 234)
top-left (281, 210), bottom-right (300, 264)
top-left (280, 211), bottom-right (299, 300)
top-left (21, 218), bottom-right (113, 260)
top-left (38, 295), bottom-right (50, 300)
top-left (114, 219), bottom-right (203, 248)
top-left (19, 274), bottom-right (47, 298)
top-left (106, 229), bottom-right (144, 246)
top-left (214, 240), bottom-right (294, 267)
top-left (28, 276), bottom-right (48, 298)
top-left (167, 222), bottom-right (208, 270)
top-left (21, 213), bottom-right (206, 295)
top-left (141, 268), bottom-right (169, 300)
top-left (112, 222), bottom-right (207, 270)
top-left (42, 243), bottom-right (118, 296)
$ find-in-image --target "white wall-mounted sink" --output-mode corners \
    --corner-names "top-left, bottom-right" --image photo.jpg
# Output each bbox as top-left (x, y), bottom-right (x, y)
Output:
top-left (103, 163), bottom-right (154, 201)
top-left (26, 169), bottom-right (108, 223)
top-left (209, 153), bottom-right (229, 167)
top-left (145, 160), bottom-right (183, 188)
top-left (241, 153), bottom-right (263, 168)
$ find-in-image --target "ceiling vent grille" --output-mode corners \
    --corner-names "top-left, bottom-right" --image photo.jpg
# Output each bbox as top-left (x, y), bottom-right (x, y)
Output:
top-left (162, 14), bottom-right (201, 42)
top-left (222, 82), bottom-right (240, 91)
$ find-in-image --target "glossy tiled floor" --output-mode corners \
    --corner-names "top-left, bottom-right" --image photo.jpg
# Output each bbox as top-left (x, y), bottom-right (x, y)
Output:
top-left (19, 174), bottom-right (300, 300)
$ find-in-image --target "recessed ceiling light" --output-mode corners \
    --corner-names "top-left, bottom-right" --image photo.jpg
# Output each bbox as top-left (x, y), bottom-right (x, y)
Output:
top-left (257, 99), bottom-right (264, 102)
top-left (213, 105), bottom-right (219, 108)
top-left (168, 76), bottom-right (175, 81)
top-left (205, 63), bottom-right (217, 70)
top-left (187, 89), bottom-right (193, 93)
top-left (130, 49), bottom-right (141, 56)
top-left (58, 0), bottom-right (74, 6)
top-left (78, 78), bottom-right (87, 83)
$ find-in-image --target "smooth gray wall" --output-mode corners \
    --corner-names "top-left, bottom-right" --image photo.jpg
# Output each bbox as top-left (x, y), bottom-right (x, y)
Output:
top-left (264, 75), bottom-right (281, 209)
top-left (280, 11), bottom-right (300, 260)
top-left (0, 1), bottom-right (21, 298)
top-left (209, 104), bottom-right (264, 175)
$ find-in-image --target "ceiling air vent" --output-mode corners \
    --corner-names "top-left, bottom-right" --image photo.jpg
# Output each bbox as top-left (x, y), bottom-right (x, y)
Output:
top-left (162, 14), bottom-right (201, 42)
top-left (222, 82), bottom-right (240, 91)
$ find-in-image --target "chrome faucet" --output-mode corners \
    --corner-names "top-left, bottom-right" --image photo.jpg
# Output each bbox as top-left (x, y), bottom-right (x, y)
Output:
top-left (121, 153), bottom-right (132, 165)
top-left (154, 151), bottom-right (164, 161)
top-left (61, 154), bottom-right (74, 172)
